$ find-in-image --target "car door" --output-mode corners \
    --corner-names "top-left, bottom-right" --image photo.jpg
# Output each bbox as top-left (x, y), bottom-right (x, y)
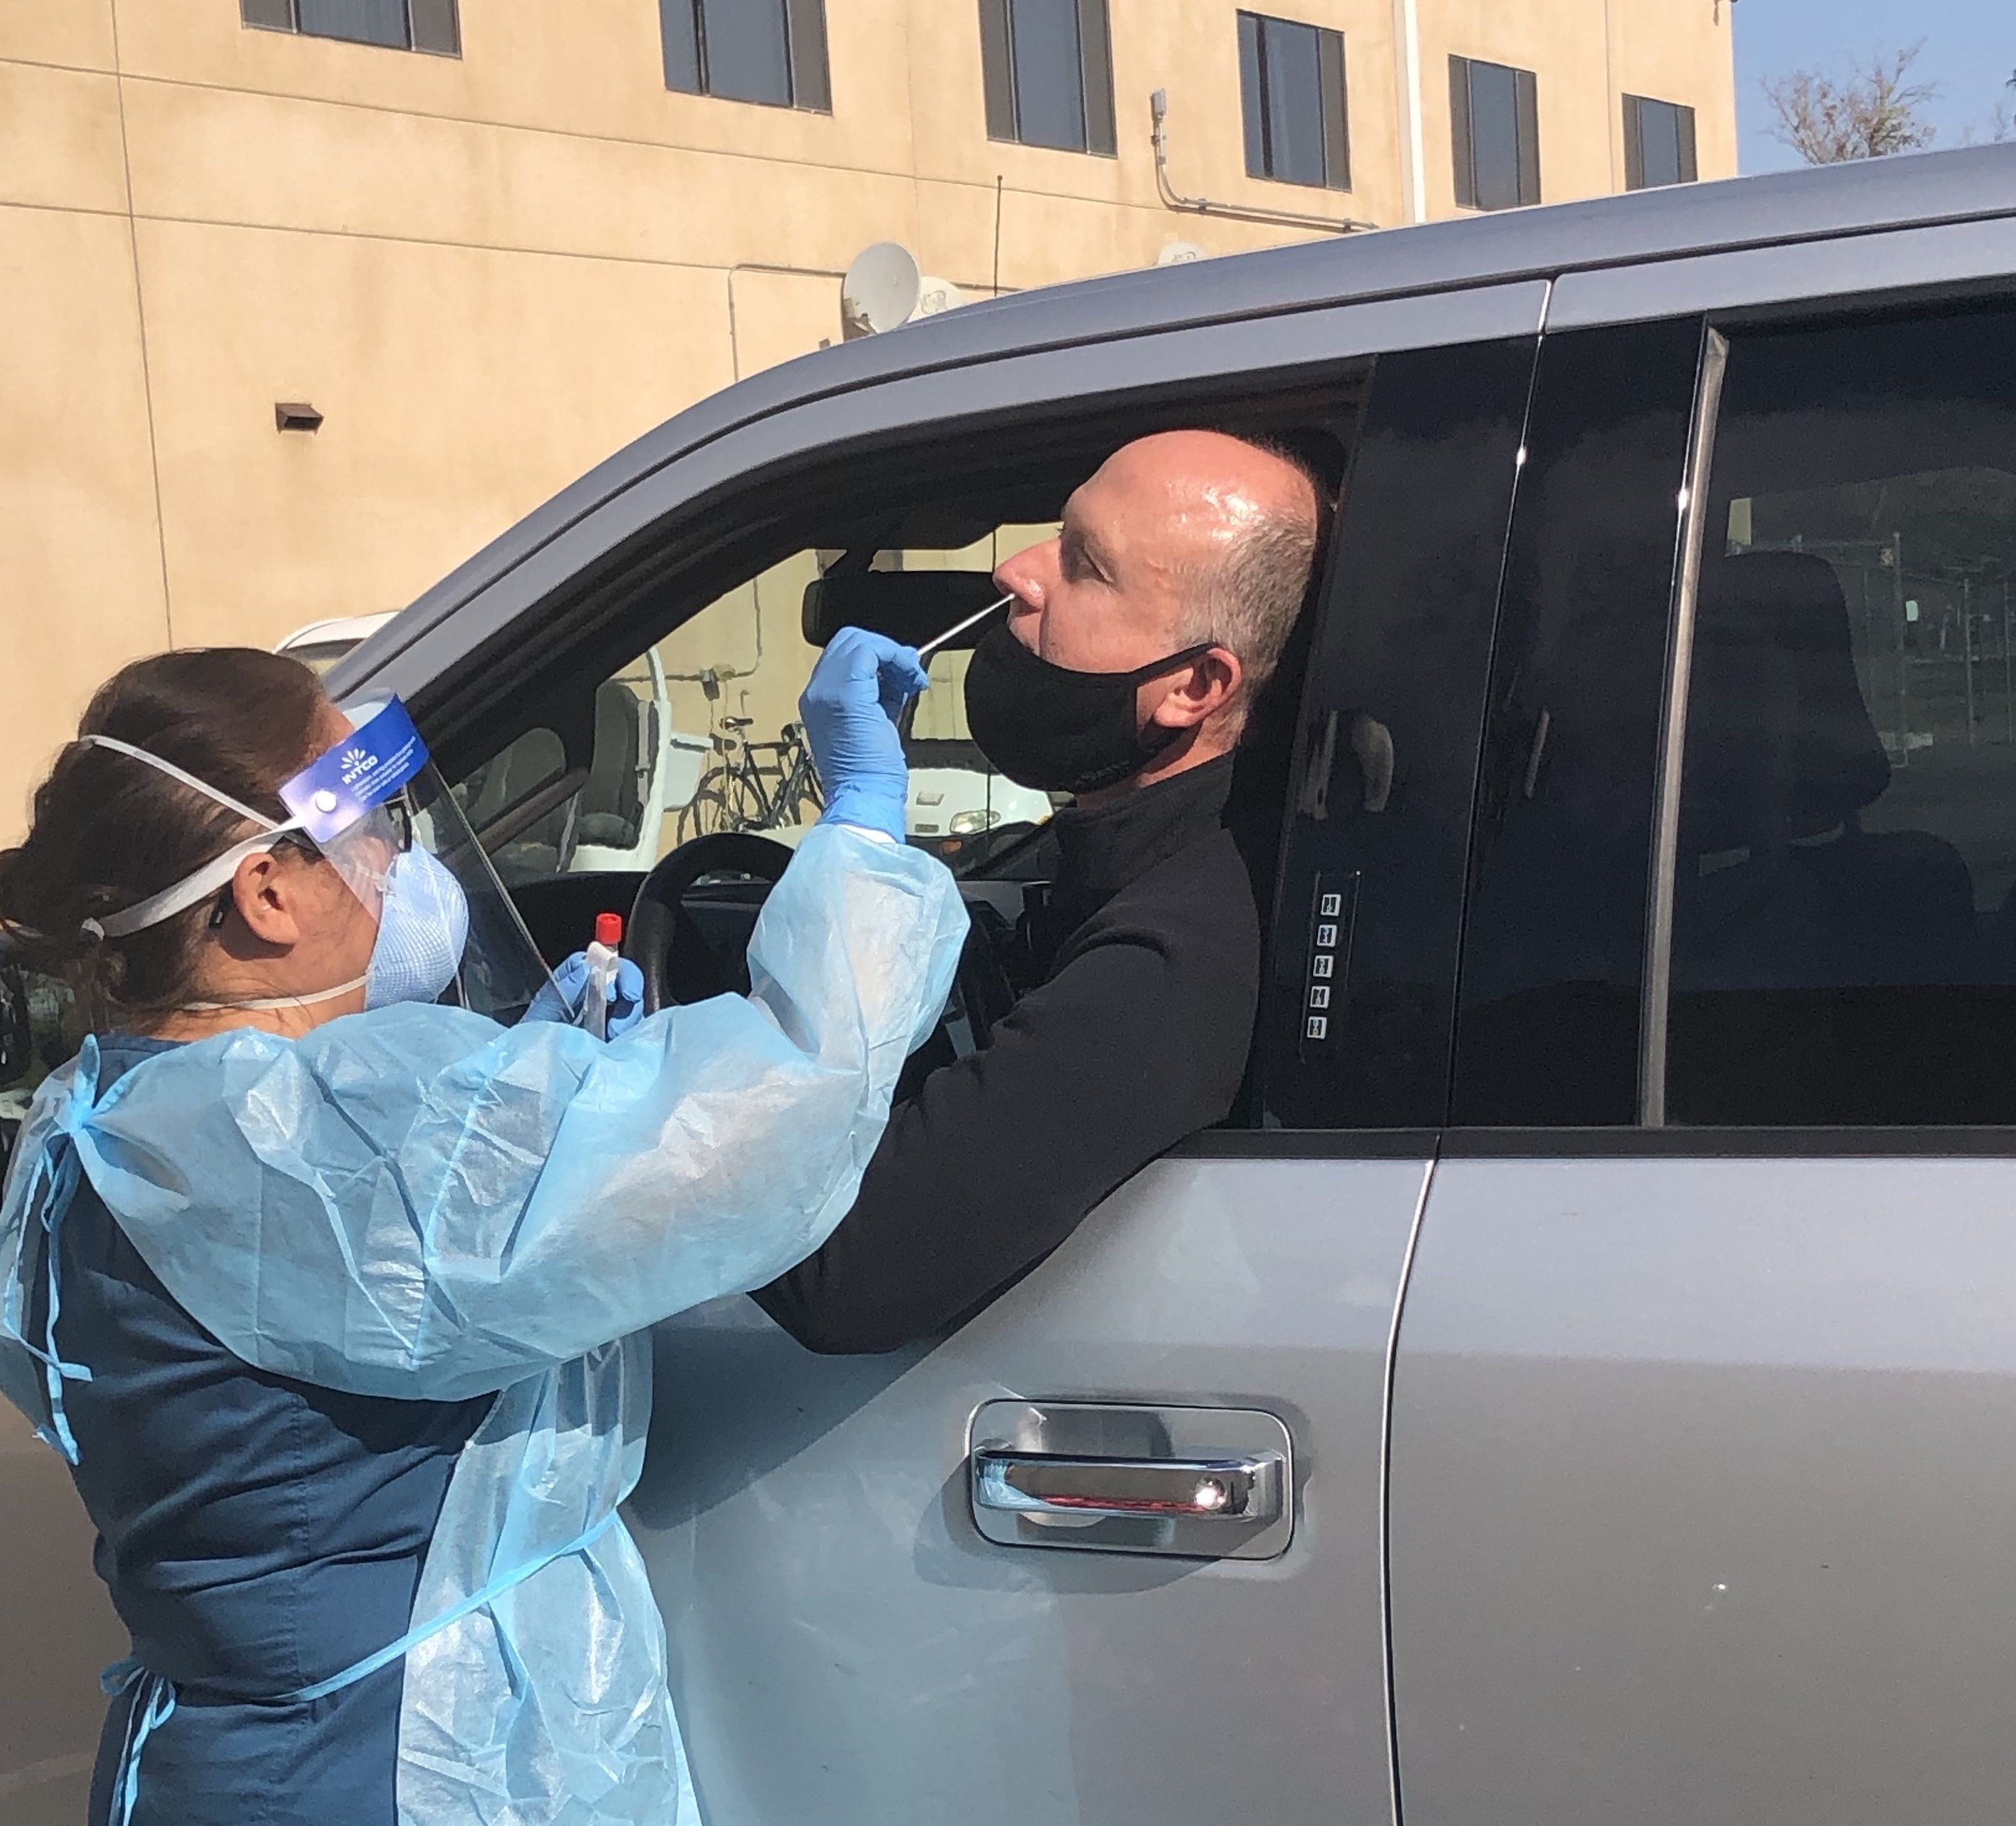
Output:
top-left (1390, 236), bottom-right (2016, 1822)
top-left (618, 332), bottom-right (1536, 1826)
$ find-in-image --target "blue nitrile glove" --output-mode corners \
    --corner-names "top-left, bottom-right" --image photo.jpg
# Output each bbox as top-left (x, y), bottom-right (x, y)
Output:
top-left (524, 951), bottom-right (646, 1037)
top-left (800, 625), bottom-right (930, 844)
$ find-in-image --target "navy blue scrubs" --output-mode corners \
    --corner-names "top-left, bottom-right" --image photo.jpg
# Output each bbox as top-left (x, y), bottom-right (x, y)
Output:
top-left (32, 1037), bottom-right (491, 1825)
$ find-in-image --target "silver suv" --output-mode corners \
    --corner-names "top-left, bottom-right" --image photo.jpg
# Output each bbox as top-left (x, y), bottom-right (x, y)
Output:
top-left (9, 143), bottom-right (2016, 1826)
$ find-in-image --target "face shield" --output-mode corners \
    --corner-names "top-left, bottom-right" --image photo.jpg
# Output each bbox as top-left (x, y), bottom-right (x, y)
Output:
top-left (85, 696), bottom-right (554, 1024)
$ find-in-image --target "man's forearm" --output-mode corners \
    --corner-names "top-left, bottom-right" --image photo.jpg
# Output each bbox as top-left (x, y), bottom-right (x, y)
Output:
top-left (751, 1099), bottom-right (1093, 1354)
top-left (754, 939), bottom-right (1234, 1355)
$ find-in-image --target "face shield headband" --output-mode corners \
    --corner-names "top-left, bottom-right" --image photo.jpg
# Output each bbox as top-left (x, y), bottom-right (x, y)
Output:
top-left (80, 699), bottom-right (430, 932)
top-left (75, 701), bottom-right (427, 1011)
top-left (76, 738), bottom-right (311, 942)
top-left (77, 698), bottom-right (552, 1022)
top-left (277, 694), bottom-right (428, 908)
top-left (288, 696), bottom-right (556, 1022)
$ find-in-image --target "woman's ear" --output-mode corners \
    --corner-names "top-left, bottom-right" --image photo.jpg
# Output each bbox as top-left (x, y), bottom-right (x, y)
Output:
top-left (1147, 647), bottom-right (1243, 731)
top-left (226, 848), bottom-right (306, 949)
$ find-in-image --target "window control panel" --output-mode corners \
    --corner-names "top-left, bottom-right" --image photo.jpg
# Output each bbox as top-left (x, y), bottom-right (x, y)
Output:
top-left (1300, 874), bottom-right (1358, 1058)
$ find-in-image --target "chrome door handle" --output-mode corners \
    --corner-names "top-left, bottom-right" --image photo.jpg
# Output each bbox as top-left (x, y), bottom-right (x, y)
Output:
top-left (972, 1450), bottom-right (1284, 1527)
top-left (969, 1402), bottom-right (1294, 1559)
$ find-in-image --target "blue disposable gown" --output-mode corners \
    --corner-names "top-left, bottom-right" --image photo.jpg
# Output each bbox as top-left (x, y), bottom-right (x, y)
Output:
top-left (0, 823), bottom-right (968, 1825)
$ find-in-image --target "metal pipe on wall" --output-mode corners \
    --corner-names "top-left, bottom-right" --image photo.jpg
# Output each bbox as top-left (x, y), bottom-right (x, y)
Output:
top-left (1393, 0), bottom-right (1427, 223)
top-left (1150, 90), bottom-right (1379, 234)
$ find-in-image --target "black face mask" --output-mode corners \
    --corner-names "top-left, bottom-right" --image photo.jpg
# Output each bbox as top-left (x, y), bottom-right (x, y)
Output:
top-left (962, 621), bottom-right (1215, 795)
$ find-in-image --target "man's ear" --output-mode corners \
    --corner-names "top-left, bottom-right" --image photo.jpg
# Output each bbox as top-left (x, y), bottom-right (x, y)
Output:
top-left (1147, 647), bottom-right (1242, 731)
top-left (226, 848), bottom-right (306, 949)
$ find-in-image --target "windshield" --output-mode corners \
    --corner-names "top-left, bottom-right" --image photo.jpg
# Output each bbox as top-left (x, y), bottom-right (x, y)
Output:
top-left (449, 528), bottom-right (1061, 887)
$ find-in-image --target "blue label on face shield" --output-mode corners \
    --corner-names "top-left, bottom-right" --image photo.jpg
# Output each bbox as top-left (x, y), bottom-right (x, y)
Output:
top-left (280, 697), bottom-right (431, 843)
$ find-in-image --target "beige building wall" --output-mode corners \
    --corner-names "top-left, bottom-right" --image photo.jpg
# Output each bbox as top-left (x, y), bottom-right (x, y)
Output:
top-left (0, 0), bottom-right (1735, 838)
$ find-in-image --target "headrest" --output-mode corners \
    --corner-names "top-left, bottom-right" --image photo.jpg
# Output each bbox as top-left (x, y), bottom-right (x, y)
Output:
top-left (1681, 550), bottom-right (1891, 854)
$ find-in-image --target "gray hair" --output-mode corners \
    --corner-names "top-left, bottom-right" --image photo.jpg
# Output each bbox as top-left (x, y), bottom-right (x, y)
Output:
top-left (1179, 436), bottom-right (1330, 730)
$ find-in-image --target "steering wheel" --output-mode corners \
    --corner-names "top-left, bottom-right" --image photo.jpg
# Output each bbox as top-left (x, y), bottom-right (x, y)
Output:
top-left (623, 833), bottom-right (1021, 1070)
top-left (626, 832), bottom-right (796, 1013)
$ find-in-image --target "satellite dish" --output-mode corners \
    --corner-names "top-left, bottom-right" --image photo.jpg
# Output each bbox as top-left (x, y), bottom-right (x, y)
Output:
top-left (910, 276), bottom-right (967, 320)
top-left (840, 242), bottom-right (923, 340)
top-left (1157, 241), bottom-right (1207, 267)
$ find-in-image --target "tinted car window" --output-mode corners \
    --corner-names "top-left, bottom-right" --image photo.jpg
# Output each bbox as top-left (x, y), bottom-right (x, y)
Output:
top-left (1264, 338), bottom-right (1535, 1129)
top-left (1667, 302), bottom-right (2016, 1125)
top-left (1451, 319), bottom-right (1703, 1125)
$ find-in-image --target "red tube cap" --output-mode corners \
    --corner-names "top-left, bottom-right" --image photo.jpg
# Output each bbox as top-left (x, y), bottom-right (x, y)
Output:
top-left (595, 912), bottom-right (623, 948)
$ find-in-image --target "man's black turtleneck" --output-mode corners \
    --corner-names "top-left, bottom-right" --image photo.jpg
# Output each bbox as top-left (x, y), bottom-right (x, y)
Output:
top-left (755, 752), bottom-right (1260, 1354)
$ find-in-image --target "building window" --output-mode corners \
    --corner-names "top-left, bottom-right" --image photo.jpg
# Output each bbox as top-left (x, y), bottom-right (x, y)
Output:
top-left (1623, 94), bottom-right (1698, 190)
top-left (239, 0), bottom-right (458, 55)
top-left (1238, 12), bottom-right (1350, 190)
top-left (978, 0), bottom-right (1117, 156)
top-left (1449, 54), bottom-right (1539, 211)
top-left (661, 0), bottom-right (832, 112)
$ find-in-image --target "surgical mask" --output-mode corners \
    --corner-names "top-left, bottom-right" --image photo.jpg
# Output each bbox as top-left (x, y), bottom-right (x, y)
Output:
top-left (962, 621), bottom-right (1216, 795)
top-left (94, 818), bottom-right (466, 1015)
top-left (365, 846), bottom-right (469, 1009)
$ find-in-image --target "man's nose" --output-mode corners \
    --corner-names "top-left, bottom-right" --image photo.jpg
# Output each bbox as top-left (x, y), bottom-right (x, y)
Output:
top-left (993, 541), bottom-right (1054, 609)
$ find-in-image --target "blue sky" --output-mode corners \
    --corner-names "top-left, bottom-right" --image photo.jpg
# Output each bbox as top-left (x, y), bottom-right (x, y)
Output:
top-left (1736, 0), bottom-right (2014, 172)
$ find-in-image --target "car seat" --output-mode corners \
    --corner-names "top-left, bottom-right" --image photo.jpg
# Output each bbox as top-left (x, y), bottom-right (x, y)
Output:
top-left (573, 680), bottom-right (651, 851)
top-left (1670, 549), bottom-right (1981, 1122)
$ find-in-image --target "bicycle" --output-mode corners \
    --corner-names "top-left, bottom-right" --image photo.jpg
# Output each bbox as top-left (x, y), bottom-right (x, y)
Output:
top-left (675, 717), bottom-right (825, 842)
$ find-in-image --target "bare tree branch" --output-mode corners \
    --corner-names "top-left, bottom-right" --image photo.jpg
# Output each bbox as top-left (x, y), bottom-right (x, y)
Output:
top-left (1762, 42), bottom-right (1941, 164)
top-left (1958, 68), bottom-right (2015, 146)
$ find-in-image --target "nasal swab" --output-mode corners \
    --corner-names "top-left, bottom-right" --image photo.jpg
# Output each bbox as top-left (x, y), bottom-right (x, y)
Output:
top-left (915, 593), bottom-right (1013, 660)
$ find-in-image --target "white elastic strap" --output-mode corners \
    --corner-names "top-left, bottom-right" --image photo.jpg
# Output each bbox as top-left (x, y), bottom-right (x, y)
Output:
top-left (90, 827), bottom-right (301, 940)
top-left (76, 736), bottom-right (306, 939)
top-left (78, 736), bottom-right (280, 832)
top-left (182, 974), bottom-right (367, 1013)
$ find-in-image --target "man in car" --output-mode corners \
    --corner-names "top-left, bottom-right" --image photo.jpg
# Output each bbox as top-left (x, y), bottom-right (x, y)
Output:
top-left (755, 429), bottom-right (1328, 1352)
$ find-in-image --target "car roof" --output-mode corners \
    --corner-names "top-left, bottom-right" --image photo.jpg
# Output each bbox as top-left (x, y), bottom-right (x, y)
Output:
top-left (347, 144), bottom-right (2016, 688)
top-left (580, 143), bottom-right (2016, 487)
top-left (733, 144), bottom-right (2016, 417)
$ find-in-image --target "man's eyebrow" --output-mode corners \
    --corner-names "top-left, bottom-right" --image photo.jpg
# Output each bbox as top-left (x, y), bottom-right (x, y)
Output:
top-left (1062, 516), bottom-right (1114, 580)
